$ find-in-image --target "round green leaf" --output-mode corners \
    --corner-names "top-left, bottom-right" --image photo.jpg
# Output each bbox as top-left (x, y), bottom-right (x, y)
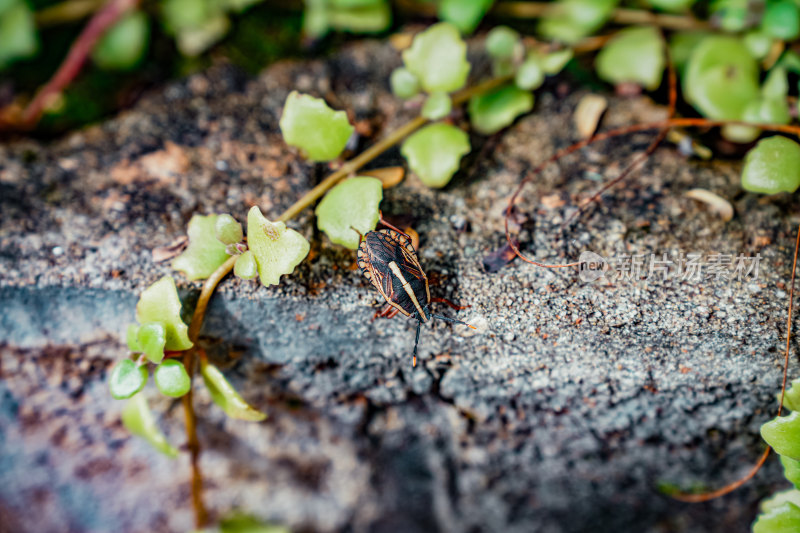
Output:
top-left (683, 36), bottom-right (759, 120)
top-left (668, 31), bottom-right (710, 75)
top-left (109, 359), bottom-right (148, 399)
top-left (402, 22), bottom-right (470, 93)
top-left (784, 378), bottom-right (800, 412)
top-left (711, 0), bottom-right (748, 32)
top-left (486, 26), bottom-right (519, 60)
top-left (437, 0), bottom-right (493, 34)
top-left (537, 0), bottom-right (618, 44)
top-left (201, 361), bottom-right (267, 421)
top-left (390, 67), bottom-right (420, 100)
top-left (515, 58), bottom-right (544, 91)
top-left (233, 250), bottom-right (258, 280)
top-left (421, 92), bottom-right (452, 120)
top-left (279, 91), bottom-right (354, 162)
top-left (327, 2), bottom-right (391, 34)
top-left (92, 11), bottom-right (149, 71)
top-left (540, 48), bottom-right (574, 75)
top-left (154, 359), bottom-right (191, 397)
top-left (744, 31), bottom-right (774, 60)
top-left (135, 276), bottom-right (193, 351)
top-left (723, 97), bottom-right (790, 143)
top-left (401, 123), bottom-right (470, 188)
top-left (468, 84), bottom-right (534, 135)
top-left (782, 456), bottom-right (800, 490)
top-left (0, 1), bottom-right (37, 68)
top-left (121, 393), bottom-right (179, 457)
top-left (596, 26), bottom-right (665, 91)
top-left (762, 0), bottom-right (800, 41)
top-left (761, 411), bottom-right (800, 459)
top-left (316, 177), bottom-right (382, 249)
top-left (763, 67), bottom-right (789, 100)
top-left (137, 322), bottom-right (167, 364)
top-left (215, 213), bottom-right (243, 245)
top-left (175, 14), bottom-right (230, 57)
top-left (741, 136), bottom-right (800, 194)
top-left (246, 206), bottom-right (310, 287)
top-left (753, 502), bottom-right (800, 533)
top-left (172, 214), bottom-right (231, 281)
top-left (647, 0), bottom-right (695, 12)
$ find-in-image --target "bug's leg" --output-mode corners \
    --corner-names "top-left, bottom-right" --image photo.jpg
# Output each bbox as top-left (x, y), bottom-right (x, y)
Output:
top-left (378, 211), bottom-right (413, 240)
top-left (430, 297), bottom-right (470, 311)
top-left (432, 314), bottom-right (478, 330)
top-left (373, 304), bottom-right (400, 321)
top-left (412, 318), bottom-right (422, 367)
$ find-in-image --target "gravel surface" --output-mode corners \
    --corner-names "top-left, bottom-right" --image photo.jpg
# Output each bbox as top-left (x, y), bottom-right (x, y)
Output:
top-left (2, 39), bottom-right (800, 533)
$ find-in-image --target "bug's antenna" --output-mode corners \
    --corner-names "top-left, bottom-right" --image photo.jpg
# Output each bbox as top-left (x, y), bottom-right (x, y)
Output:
top-left (412, 319), bottom-right (422, 367)
top-left (350, 226), bottom-right (364, 242)
top-left (432, 314), bottom-right (478, 330)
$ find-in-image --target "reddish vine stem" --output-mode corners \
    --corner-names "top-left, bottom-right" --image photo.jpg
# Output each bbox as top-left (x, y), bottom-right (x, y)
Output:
top-left (17, 0), bottom-right (140, 129)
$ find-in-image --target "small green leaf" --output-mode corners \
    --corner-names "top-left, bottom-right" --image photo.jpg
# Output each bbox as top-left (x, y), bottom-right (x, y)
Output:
top-left (420, 92), bottom-right (452, 120)
top-left (761, 488), bottom-right (800, 514)
top-left (317, 176), bottom-right (381, 242)
top-left (401, 123), bottom-right (470, 188)
top-left (215, 214), bottom-right (243, 245)
top-left (744, 31), bottom-right (774, 60)
top-left (247, 206), bottom-right (310, 286)
top-left (121, 393), bottom-right (179, 457)
top-left (468, 84), bottom-right (534, 135)
top-left (0, 1), bottom-right (37, 68)
top-left (762, 0), bottom-right (800, 41)
top-left (711, 0), bottom-right (748, 32)
top-left (390, 67), bottom-right (420, 100)
top-left (741, 136), bottom-right (800, 194)
top-left (437, 0), bottom-right (493, 34)
top-left (327, 1), bottom-right (391, 34)
top-left (778, 50), bottom-right (800, 73)
top-left (126, 323), bottom-right (142, 352)
top-left (761, 411), bottom-right (800, 459)
top-left (683, 36), bottom-right (760, 120)
top-left (201, 361), bottom-right (266, 421)
top-left (279, 91), bottom-right (354, 162)
top-left (486, 26), bottom-right (519, 60)
top-left (784, 378), bottom-right (800, 412)
top-left (595, 26), bottom-right (665, 91)
top-left (781, 456), bottom-right (800, 490)
top-left (154, 359), bottom-right (191, 398)
top-left (109, 359), bottom-right (148, 399)
top-left (403, 22), bottom-right (470, 93)
top-left (538, 0), bottom-right (619, 44)
top-left (763, 67), bottom-right (789, 100)
top-left (668, 31), bottom-right (710, 75)
top-left (647, 0), bottom-right (695, 12)
top-left (233, 250), bottom-right (258, 280)
top-left (316, 177), bottom-right (382, 249)
top-left (172, 214), bottom-right (231, 281)
top-left (515, 58), bottom-right (544, 91)
top-left (722, 96), bottom-right (790, 143)
top-left (540, 48), bottom-right (574, 75)
top-left (175, 14), bottom-right (230, 57)
top-left (137, 322), bottom-right (167, 364)
top-left (752, 502), bottom-right (800, 533)
top-left (219, 513), bottom-right (290, 533)
top-left (91, 10), bottom-right (149, 71)
top-left (135, 276), bottom-right (193, 351)
top-left (161, 0), bottom-right (207, 32)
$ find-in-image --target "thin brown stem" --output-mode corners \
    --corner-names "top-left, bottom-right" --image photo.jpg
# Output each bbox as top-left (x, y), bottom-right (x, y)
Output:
top-left (490, 2), bottom-right (710, 31)
top-left (182, 349), bottom-right (208, 528)
top-left (35, 0), bottom-right (106, 27)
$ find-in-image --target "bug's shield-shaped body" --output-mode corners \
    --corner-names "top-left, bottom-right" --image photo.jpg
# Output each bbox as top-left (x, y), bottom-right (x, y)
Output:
top-left (357, 229), bottom-right (431, 321)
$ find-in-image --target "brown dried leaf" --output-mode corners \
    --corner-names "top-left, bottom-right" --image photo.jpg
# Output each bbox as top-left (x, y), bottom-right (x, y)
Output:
top-left (361, 166), bottom-right (405, 189)
top-left (152, 236), bottom-right (188, 262)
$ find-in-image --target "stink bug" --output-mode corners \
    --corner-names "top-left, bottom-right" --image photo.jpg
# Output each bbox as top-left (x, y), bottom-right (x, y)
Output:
top-left (356, 219), bottom-right (476, 366)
